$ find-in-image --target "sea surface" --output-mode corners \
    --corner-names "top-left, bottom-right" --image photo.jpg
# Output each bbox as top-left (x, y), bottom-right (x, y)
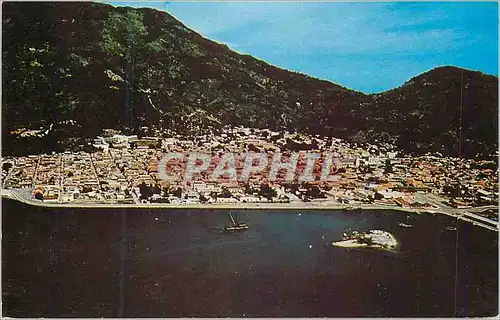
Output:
top-left (2, 199), bottom-right (498, 317)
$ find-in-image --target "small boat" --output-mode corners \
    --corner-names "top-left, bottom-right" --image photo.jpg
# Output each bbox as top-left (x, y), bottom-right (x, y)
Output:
top-left (445, 226), bottom-right (457, 231)
top-left (224, 212), bottom-right (248, 232)
top-left (398, 222), bottom-right (413, 228)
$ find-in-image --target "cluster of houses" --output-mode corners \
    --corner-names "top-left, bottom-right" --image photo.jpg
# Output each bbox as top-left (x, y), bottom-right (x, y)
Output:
top-left (3, 156), bottom-right (38, 189)
top-left (1, 126), bottom-right (497, 214)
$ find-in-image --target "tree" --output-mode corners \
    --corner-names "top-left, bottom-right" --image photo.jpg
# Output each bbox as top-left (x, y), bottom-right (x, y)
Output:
top-left (305, 185), bottom-right (325, 199)
top-left (259, 183), bottom-right (277, 200)
top-left (173, 187), bottom-right (183, 198)
top-left (2, 163), bottom-right (13, 172)
top-left (138, 182), bottom-right (152, 199)
top-left (199, 193), bottom-right (208, 203)
top-left (220, 186), bottom-right (233, 198)
top-left (100, 9), bottom-right (147, 129)
top-left (34, 192), bottom-right (44, 201)
top-left (3, 43), bottom-right (78, 132)
top-left (2, 3), bottom-right (87, 143)
top-left (384, 159), bottom-right (394, 174)
top-left (152, 184), bottom-right (161, 195)
top-left (209, 191), bottom-right (219, 200)
top-left (161, 186), bottom-right (170, 197)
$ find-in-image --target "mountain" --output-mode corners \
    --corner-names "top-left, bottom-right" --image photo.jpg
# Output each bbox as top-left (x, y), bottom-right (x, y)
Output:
top-left (2, 2), bottom-right (497, 158)
top-left (358, 66), bottom-right (498, 157)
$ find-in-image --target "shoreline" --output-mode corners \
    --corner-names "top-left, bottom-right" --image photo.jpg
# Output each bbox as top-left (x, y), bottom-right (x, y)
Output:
top-left (0, 190), bottom-right (439, 213)
top-left (3, 190), bottom-right (498, 232)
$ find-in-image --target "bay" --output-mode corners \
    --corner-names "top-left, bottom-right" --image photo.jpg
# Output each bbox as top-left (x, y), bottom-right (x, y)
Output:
top-left (1, 199), bottom-right (497, 317)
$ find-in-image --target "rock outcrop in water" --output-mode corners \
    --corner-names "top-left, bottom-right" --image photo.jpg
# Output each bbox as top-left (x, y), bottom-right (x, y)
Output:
top-left (332, 230), bottom-right (398, 251)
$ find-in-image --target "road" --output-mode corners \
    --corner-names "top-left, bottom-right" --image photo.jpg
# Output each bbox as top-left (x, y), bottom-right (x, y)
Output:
top-left (459, 211), bottom-right (498, 226)
top-left (2, 188), bottom-right (497, 232)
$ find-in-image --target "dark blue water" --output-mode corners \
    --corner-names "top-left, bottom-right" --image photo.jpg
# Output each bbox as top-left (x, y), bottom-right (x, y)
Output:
top-left (2, 199), bottom-right (498, 317)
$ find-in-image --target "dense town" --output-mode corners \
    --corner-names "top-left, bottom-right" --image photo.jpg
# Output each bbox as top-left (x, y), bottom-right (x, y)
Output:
top-left (1, 125), bottom-right (498, 220)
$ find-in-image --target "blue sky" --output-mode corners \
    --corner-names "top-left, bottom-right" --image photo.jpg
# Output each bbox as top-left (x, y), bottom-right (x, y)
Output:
top-left (105, 1), bottom-right (498, 93)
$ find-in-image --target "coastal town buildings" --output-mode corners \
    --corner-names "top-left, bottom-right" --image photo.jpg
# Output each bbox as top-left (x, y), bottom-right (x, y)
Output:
top-left (1, 125), bottom-right (497, 220)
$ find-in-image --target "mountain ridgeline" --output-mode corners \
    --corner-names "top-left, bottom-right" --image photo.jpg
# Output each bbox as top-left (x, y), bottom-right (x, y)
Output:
top-left (2, 2), bottom-right (498, 158)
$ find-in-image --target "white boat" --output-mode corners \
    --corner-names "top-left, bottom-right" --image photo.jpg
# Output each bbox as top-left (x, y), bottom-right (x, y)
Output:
top-left (398, 222), bottom-right (413, 228)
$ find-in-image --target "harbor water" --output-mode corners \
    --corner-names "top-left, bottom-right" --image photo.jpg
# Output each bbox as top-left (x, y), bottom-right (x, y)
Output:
top-left (2, 199), bottom-right (498, 317)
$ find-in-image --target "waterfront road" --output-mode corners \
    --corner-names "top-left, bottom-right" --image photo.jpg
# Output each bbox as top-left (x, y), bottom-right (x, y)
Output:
top-left (459, 211), bottom-right (498, 227)
top-left (1, 188), bottom-right (497, 232)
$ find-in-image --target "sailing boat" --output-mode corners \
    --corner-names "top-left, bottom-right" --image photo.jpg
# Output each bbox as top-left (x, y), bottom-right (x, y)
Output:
top-left (445, 225), bottom-right (458, 231)
top-left (224, 212), bottom-right (249, 232)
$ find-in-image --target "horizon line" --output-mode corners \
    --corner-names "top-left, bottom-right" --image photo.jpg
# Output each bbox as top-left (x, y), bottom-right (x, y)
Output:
top-left (96, 1), bottom-right (499, 94)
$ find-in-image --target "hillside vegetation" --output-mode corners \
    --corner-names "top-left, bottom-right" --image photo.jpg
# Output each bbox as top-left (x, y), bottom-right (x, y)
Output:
top-left (2, 2), bottom-right (497, 158)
